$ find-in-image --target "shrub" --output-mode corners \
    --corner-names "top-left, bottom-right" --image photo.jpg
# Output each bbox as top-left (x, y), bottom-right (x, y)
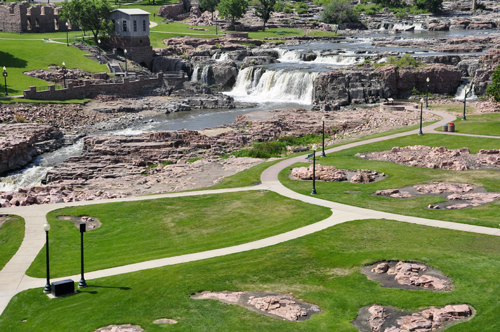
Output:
top-left (14, 113), bottom-right (26, 123)
top-left (395, 11), bottom-right (408, 18)
top-left (413, 0), bottom-right (442, 13)
top-left (486, 64), bottom-right (500, 102)
top-left (320, 0), bottom-right (360, 24)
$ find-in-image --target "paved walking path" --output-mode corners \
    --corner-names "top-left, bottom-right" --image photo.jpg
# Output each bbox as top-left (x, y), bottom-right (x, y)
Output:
top-left (1, 109), bottom-right (500, 315)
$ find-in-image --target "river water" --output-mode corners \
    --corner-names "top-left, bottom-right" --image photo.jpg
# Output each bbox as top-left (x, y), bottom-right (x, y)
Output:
top-left (0, 28), bottom-right (495, 191)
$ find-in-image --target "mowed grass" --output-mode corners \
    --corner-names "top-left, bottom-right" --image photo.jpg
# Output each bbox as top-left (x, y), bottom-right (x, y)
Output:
top-left (434, 113), bottom-right (500, 136)
top-left (26, 191), bottom-right (331, 278)
top-left (1, 38), bottom-right (107, 95)
top-left (0, 215), bottom-right (25, 271)
top-left (2, 219), bottom-right (500, 331)
top-left (280, 134), bottom-right (500, 228)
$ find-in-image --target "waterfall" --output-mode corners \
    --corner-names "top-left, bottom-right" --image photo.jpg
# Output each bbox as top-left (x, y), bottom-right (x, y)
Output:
top-left (0, 139), bottom-right (84, 192)
top-left (277, 48), bottom-right (364, 65)
top-left (227, 66), bottom-right (319, 104)
top-left (212, 52), bottom-right (230, 62)
top-left (191, 64), bottom-right (212, 85)
top-left (313, 55), bottom-right (364, 65)
top-left (454, 81), bottom-right (477, 101)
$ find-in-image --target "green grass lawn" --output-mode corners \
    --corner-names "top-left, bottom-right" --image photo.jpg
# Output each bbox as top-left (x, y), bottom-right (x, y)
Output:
top-left (2, 219), bottom-right (500, 331)
top-left (0, 38), bottom-right (107, 95)
top-left (0, 215), bottom-right (25, 271)
top-left (26, 191), bottom-right (331, 278)
top-left (433, 113), bottom-right (500, 136)
top-left (280, 134), bottom-right (500, 229)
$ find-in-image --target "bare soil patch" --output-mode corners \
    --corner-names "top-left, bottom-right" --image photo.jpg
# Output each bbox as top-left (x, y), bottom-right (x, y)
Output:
top-left (352, 304), bottom-right (474, 332)
top-left (191, 291), bottom-right (321, 321)
top-left (361, 261), bottom-right (453, 292)
top-left (56, 215), bottom-right (101, 231)
top-left (94, 324), bottom-right (143, 332)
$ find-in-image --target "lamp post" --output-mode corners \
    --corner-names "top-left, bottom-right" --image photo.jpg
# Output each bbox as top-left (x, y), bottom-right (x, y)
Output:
top-left (321, 115), bottom-right (326, 157)
top-left (215, 19), bottom-right (218, 35)
top-left (419, 98), bottom-right (424, 136)
top-left (124, 49), bottom-right (128, 77)
top-left (98, 39), bottom-right (101, 65)
top-left (65, 22), bottom-right (69, 46)
top-left (2, 66), bottom-right (7, 96)
top-left (78, 223), bottom-right (87, 288)
top-left (311, 144), bottom-right (317, 195)
top-left (425, 77), bottom-right (430, 108)
top-left (462, 83), bottom-right (474, 121)
top-left (62, 62), bottom-right (66, 88)
top-left (43, 223), bottom-right (51, 293)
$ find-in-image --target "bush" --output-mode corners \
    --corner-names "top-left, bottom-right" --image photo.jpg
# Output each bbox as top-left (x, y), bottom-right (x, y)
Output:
top-left (413, 0), bottom-right (442, 13)
top-left (273, 0), bottom-right (285, 11)
top-left (233, 134), bottom-right (324, 158)
top-left (395, 10), bottom-right (408, 18)
top-left (320, 0), bottom-right (360, 24)
top-left (486, 64), bottom-right (500, 102)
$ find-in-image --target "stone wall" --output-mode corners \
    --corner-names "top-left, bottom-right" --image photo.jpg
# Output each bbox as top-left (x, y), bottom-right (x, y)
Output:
top-left (0, 2), bottom-right (76, 33)
top-left (313, 64), bottom-right (462, 105)
top-left (23, 73), bottom-right (165, 100)
top-left (158, 0), bottom-right (187, 20)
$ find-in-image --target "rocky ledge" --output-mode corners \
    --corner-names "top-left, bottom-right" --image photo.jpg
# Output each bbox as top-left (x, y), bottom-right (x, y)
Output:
top-left (290, 165), bottom-right (385, 183)
top-left (357, 146), bottom-right (500, 171)
top-left (0, 123), bottom-right (63, 174)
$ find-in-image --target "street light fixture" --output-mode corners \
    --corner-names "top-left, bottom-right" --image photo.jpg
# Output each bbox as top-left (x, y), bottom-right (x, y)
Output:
top-left (425, 77), bottom-right (430, 108)
top-left (462, 83), bottom-right (474, 121)
top-left (124, 49), bottom-right (128, 77)
top-left (321, 116), bottom-right (326, 157)
top-left (311, 144), bottom-right (317, 195)
top-left (78, 223), bottom-right (87, 288)
top-left (62, 62), bottom-right (66, 88)
top-left (98, 39), bottom-right (101, 65)
top-left (418, 98), bottom-right (424, 136)
top-left (2, 66), bottom-right (7, 96)
top-left (65, 22), bottom-right (69, 46)
top-left (43, 223), bottom-right (51, 293)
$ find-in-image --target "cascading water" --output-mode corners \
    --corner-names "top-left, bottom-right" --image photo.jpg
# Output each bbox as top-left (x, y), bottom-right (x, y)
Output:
top-left (0, 139), bottom-right (84, 192)
top-left (191, 65), bottom-right (200, 83)
top-left (454, 81), bottom-right (477, 101)
top-left (226, 66), bottom-right (319, 104)
top-left (277, 49), bottom-right (365, 65)
top-left (212, 52), bottom-right (230, 62)
top-left (191, 64), bottom-right (212, 85)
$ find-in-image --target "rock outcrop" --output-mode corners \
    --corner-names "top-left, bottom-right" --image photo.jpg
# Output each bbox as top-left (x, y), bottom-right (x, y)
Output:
top-left (0, 124), bottom-right (63, 174)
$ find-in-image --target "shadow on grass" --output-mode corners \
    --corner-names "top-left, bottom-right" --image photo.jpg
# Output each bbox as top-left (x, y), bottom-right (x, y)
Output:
top-left (0, 51), bottom-right (28, 69)
top-left (81, 285), bottom-right (131, 294)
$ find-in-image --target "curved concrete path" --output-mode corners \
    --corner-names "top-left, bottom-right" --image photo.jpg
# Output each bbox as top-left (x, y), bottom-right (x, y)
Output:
top-left (1, 109), bottom-right (500, 315)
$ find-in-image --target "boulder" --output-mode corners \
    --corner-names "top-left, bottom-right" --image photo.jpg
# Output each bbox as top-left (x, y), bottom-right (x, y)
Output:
top-left (211, 61), bottom-right (239, 88)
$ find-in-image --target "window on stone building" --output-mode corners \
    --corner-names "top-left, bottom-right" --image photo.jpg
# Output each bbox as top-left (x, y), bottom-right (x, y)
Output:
top-left (134, 20), bottom-right (137, 32)
top-left (27, 18), bottom-right (32, 30)
top-left (143, 20), bottom-right (146, 31)
top-left (35, 19), bottom-right (40, 28)
top-left (54, 19), bottom-right (59, 30)
top-left (123, 20), bottom-right (127, 32)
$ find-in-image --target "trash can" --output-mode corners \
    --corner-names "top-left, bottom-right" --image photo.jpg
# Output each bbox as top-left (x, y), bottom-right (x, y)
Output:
top-left (448, 122), bottom-right (455, 132)
top-left (442, 124), bottom-right (448, 132)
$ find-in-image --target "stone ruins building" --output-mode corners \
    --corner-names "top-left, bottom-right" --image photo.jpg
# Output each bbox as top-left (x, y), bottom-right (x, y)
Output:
top-left (0, 2), bottom-right (75, 33)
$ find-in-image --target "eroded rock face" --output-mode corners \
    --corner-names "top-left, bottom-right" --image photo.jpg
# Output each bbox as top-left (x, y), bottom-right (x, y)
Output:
top-left (355, 304), bottom-right (472, 332)
top-left (0, 124), bottom-right (64, 174)
top-left (361, 261), bottom-right (453, 292)
top-left (191, 291), bottom-right (321, 321)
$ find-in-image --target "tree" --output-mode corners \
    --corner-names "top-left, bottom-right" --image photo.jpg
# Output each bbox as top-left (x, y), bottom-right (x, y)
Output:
top-left (487, 64), bottom-right (500, 102)
top-left (254, 0), bottom-right (277, 31)
top-left (320, 0), bottom-right (359, 24)
top-left (413, 0), bottom-right (443, 13)
top-left (217, 0), bottom-right (248, 25)
top-left (200, 0), bottom-right (220, 20)
top-left (60, 0), bottom-right (114, 45)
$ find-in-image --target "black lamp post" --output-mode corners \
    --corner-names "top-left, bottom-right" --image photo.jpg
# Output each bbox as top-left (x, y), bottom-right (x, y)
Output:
top-left (2, 66), bottom-right (7, 96)
top-left (98, 39), bottom-right (101, 64)
top-left (462, 83), bottom-right (474, 121)
top-left (321, 115), bottom-right (326, 157)
top-left (215, 19), bottom-right (218, 35)
top-left (425, 77), bottom-right (430, 108)
top-left (65, 22), bottom-right (69, 46)
top-left (43, 223), bottom-right (51, 293)
top-left (62, 62), bottom-right (66, 88)
top-left (78, 223), bottom-right (87, 288)
top-left (418, 98), bottom-right (424, 136)
top-left (124, 49), bottom-right (128, 77)
top-left (311, 144), bottom-right (317, 195)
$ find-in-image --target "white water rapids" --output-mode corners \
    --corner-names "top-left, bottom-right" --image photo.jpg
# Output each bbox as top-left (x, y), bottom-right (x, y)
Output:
top-left (454, 81), bottom-right (477, 101)
top-left (226, 66), bottom-right (319, 104)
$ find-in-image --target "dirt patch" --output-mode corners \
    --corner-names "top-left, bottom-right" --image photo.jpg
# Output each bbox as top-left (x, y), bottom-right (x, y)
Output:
top-left (94, 324), bottom-right (143, 332)
top-left (352, 304), bottom-right (474, 332)
top-left (191, 291), bottom-right (321, 321)
top-left (374, 182), bottom-right (500, 210)
top-left (198, 127), bottom-right (235, 137)
top-left (361, 261), bottom-right (453, 292)
top-left (56, 215), bottom-right (101, 231)
top-left (153, 318), bottom-right (177, 324)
